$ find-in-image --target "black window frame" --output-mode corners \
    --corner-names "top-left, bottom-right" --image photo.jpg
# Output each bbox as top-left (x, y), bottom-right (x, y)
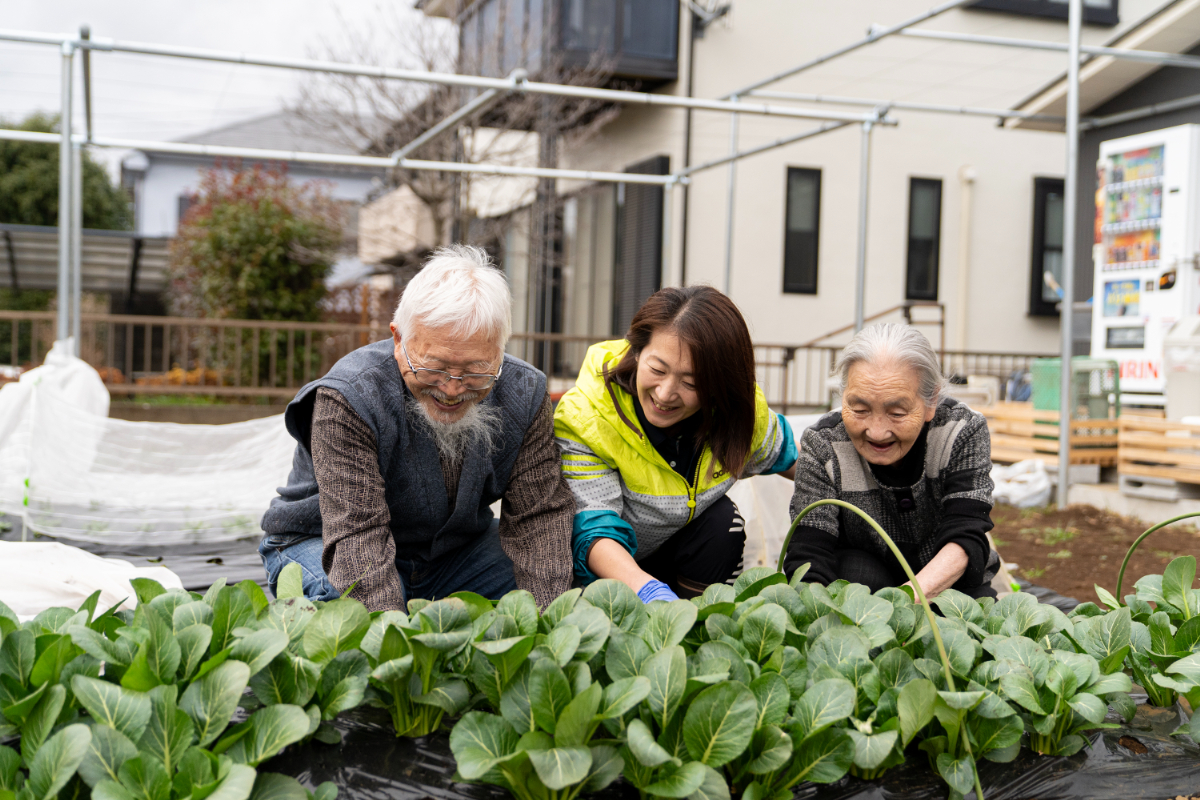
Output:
top-left (782, 166), bottom-right (821, 295)
top-left (969, 0), bottom-right (1118, 26)
top-left (905, 177), bottom-right (943, 302)
top-left (1029, 176), bottom-right (1066, 317)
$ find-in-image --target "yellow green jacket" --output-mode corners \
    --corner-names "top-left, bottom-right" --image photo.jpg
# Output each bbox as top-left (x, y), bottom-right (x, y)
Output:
top-left (553, 340), bottom-right (796, 582)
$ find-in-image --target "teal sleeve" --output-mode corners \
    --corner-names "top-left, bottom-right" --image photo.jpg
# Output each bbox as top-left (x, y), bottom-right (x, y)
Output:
top-left (572, 509), bottom-right (638, 584)
top-left (762, 414), bottom-right (798, 475)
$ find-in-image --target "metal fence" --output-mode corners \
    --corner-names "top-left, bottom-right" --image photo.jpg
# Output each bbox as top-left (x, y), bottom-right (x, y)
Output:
top-left (0, 311), bottom-right (1051, 410)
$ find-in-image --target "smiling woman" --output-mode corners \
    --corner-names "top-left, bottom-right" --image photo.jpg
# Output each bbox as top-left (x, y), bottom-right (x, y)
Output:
top-left (783, 323), bottom-right (1002, 600)
top-left (553, 287), bottom-right (799, 604)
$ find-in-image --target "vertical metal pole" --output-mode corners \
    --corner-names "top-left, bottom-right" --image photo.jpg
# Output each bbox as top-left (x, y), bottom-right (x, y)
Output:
top-left (71, 141), bottom-right (83, 354)
top-left (1057, 0), bottom-right (1082, 507)
top-left (57, 42), bottom-right (74, 343)
top-left (853, 120), bottom-right (875, 333)
top-left (661, 181), bottom-right (674, 287)
top-left (722, 97), bottom-right (739, 295)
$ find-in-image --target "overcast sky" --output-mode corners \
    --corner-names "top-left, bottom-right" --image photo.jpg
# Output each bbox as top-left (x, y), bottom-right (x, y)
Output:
top-left (0, 1), bottom-right (438, 174)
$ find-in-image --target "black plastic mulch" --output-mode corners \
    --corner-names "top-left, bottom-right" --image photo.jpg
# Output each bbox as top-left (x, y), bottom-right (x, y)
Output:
top-left (267, 698), bottom-right (1199, 800)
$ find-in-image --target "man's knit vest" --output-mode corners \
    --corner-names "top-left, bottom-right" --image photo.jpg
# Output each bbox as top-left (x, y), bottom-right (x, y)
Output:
top-left (260, 339), bottom-right (546, 562)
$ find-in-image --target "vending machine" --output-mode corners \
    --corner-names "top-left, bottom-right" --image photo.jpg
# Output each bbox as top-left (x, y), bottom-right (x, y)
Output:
top-left (1091, 124), bottom-right (1200, 402)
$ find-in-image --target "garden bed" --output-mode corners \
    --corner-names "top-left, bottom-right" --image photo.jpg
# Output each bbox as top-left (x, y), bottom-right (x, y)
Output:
top-left (991, 503), bottom-right (1200, 606)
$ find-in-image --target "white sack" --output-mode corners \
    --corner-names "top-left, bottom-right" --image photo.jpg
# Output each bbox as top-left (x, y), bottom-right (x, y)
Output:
top-left (991, 459), bottom-right (1052, 508)
top-left (0, 541), bottom-right (184, 620)
top-left (0, 339), bottom-right (109, 515)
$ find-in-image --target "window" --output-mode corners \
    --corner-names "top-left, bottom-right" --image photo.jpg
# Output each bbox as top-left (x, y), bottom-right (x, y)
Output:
top-left (970, 0), bottom-right (1118, 26)
top-left (1030, 177), bottom-right (1066, 316)
top-left (177, 194), bottom-right (195, 225)
top-left (905, 178), bottom-right (943, 301)
top-left (612, 155), bottom-right (668, 335)
top-left (782, 168), bottom-right (821, 294)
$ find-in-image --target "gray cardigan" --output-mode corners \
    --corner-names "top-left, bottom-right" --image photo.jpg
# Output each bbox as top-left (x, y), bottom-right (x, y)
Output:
top-left (784, 398), bottom-right (1000, 589)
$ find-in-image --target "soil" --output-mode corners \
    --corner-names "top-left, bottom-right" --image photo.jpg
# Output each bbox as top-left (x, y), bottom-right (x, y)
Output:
top-left (991, 503), bottom-right (1200, 606)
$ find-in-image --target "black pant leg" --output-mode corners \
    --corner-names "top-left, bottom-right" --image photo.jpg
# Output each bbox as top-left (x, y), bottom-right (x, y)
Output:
top-left (835, 548), bottom-right (905, 593)
top-left (638, 495), bottom-right (746, 598)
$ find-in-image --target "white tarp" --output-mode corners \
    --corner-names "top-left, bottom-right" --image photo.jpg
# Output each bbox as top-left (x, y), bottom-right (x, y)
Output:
top-left (0, 341), bottom-right (294, 545)
top-left (0, 541), bottom-right (184, 620)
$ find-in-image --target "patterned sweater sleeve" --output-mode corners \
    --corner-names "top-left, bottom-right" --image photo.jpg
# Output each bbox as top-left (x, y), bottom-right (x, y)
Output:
top-left (499, 393), bottom-right (576, 609)
top-left (932, 410), bottom-right (996, 588)
top-left (312, 387), bottom-right (406, 612)
top-left (783, 427), bottom-right (842, 584)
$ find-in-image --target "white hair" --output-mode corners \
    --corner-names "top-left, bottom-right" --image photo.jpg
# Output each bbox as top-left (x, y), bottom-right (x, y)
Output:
top-left (393, 245), bottom-right (512, 346)
top-left (835, 323), bottom-right (948, 406)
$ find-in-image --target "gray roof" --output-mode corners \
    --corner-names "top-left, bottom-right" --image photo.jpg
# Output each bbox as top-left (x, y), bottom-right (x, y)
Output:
top-left (177, 110), bottom-right (379, 155)
top-left (0, 223), bottom-right (170, 295)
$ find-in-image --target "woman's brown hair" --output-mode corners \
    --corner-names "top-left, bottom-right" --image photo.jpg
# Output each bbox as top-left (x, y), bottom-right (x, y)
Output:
top-left (605, 286), bottom-right (757, 478)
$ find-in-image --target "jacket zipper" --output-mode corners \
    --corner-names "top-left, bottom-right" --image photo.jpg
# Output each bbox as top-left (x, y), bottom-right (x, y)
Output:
top-left (612, 383), bottom-right (704, 525)
top-left (684, 456), bottom-right (703, 524)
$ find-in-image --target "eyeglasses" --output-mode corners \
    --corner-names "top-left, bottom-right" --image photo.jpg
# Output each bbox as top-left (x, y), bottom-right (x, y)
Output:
top-left (402, 343), bottom-right (503, 390)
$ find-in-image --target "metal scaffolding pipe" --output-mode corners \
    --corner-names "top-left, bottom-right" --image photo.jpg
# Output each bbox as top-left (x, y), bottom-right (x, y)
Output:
top-left (71, 141), bottom-right (82, 353)
top-left (722, 102), bottom-right (739, 295)
top-left (720, 0), bottom-right (975, 100)
top-left (0, 29), bottom-right (882, 124)
top-left (854, 120), bottom-right (875, 333)
top-left (661, 182), bottom-right (673, 287)
top-left (1058, 0), bottom-right (1083, 507)
top-left (0, 129), bottom-right (684, 186)
top-left (680, 120), bottom-right (855, 178)
top-left (391, 74), bottom-right (518, 161)
top-left (1083, 90), bottom-right (1200, 129)
top-left (748, 89), bottom-right (1065, 124)
top-left (81, 26), bottom-right (93, 142)
top-left (899, 27), bottom-right (1200, 70)
top-left (57, 42), bottom-right (73, 343)
top-left (4, 130), bottom-right (60, 145)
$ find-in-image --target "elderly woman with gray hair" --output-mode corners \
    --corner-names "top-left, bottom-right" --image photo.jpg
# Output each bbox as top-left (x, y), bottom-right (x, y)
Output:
top-left (784, 323), bottom-right (1000, 599)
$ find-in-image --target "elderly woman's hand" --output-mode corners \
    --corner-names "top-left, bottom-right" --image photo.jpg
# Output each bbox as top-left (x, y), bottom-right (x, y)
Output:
top-left (902, 542), bottom-right (970, 601)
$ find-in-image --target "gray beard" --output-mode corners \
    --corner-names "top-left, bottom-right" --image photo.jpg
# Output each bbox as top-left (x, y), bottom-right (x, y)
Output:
top-left (406, 391), bottom-right (503, 468)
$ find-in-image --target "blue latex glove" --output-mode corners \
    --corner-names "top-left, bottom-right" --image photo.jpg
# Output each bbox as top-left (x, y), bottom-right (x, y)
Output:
top-left (637, 580), bottom-right (679, 604)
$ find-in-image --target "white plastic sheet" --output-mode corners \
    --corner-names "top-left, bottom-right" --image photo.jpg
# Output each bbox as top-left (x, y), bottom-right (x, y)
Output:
top-left (0, 341), bottom-right (295, 545)
top-left (0, 541), bottom-right (184, 620)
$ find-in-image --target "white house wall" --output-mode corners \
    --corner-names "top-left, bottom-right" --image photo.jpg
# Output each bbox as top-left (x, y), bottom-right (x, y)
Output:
top-left (557, 0), bottom-right (1177, 353)
top-left (133, 156), bottom-right (380, 238)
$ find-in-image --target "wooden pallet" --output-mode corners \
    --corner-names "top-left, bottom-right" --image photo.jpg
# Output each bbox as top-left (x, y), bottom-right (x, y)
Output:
top-left (977, 402), bottom-right (1118, 467)
top-left (1118, 416), bottom-right (1200, 485)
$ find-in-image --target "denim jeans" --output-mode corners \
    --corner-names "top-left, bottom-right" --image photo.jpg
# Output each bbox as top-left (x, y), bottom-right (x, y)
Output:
top-left (258, 519), bottom-right (519, 605)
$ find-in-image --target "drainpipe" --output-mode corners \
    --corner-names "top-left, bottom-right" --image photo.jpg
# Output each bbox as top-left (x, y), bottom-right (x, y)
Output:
top-left (679, 8), bottom-right (697, 287)
top-left (956, 165), bottom-right (976, 350)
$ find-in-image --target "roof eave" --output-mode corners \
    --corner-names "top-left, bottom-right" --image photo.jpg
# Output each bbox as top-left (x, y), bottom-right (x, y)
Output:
top-left (1006, 0), bottom-right (1200, 131)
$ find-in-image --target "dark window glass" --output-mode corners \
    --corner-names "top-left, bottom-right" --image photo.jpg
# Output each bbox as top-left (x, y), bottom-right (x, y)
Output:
top-left (783, 168), bottom-right (820, 294)
top-left (905, 178), bottom-right (942, 301)
top-left (622, 0), bottom-right (678, 59)
top-left (970, 0), bottom-right (1118, 25)
top-left (562, 0), bottom-right (616, 52)
top-left (1030, 177), bottom-right (1065, 316)
top-left (177, 194), bottom-right (195, 225)
top-left (613, 155), bottom-right (668, 335)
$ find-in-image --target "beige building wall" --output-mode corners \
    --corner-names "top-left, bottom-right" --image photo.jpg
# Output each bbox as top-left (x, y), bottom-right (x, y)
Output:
top-left (358, 185), bottom-right (437, 263)
top-left (555, 0), bottom-right (1175, 354)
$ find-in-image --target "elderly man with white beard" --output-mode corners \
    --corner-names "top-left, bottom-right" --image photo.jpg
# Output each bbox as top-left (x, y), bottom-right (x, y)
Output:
top-left (258, 245), bottom-right (574, 611)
